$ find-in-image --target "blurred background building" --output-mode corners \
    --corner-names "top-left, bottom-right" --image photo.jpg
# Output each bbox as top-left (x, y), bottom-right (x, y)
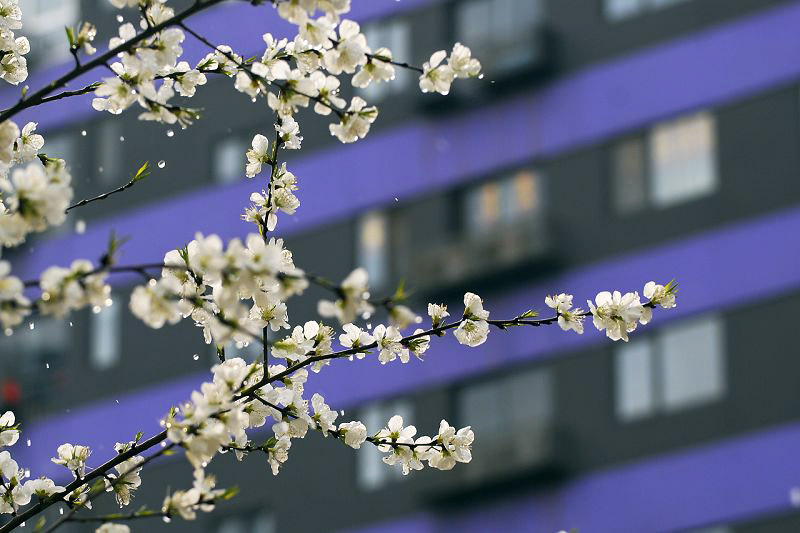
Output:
top-left (3, 0), bottom-right (800, 531)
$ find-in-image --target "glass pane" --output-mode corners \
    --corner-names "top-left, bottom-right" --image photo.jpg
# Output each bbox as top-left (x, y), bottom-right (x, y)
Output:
top-left (456, 0), bottom-right (491, 52)
top-left (650, 112), bottom-right (717, 208)
top-left (605, 0), bottom-right (642, 21)
top-left (97, 120), bottom-right (121, 184)
top-left (659, 315), bottom-right (725, 411)
top-left (217, 517), bottom-right (247, 533)
top-left (252, 512), bottom-right (276, 533)
top-left (508, 170), bottom-right (541, 219)
top-left (507, 367), bottom-right (552, 424)
top-left (214, 138), bottom-right (246, 184)
top-left (90, 300), bottom-right (121, 371)
top-left (357, 210), bottom-right (388, 289)
top-left (611, 137), bottom-right (647, 214)
top-left (615, 338), bottom-right (655, 420)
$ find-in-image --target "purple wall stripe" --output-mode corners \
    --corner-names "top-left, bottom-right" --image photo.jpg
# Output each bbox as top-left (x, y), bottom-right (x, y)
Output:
top-left (342, 420), bottom-right (800, 533)
top-left (13, 204), bottom-right (800, 483)
top-left (11, 0), bottom-right (800, 279)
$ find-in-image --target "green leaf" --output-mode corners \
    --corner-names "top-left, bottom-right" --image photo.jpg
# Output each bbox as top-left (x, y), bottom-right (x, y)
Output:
top-left (134, 431), bottom-right (144, 445)
top-left (132, 161), bottom-right (150, 182)
top-left (220, 486), bottom-right (239, 500)
top-left (32, 516), bottom-right (46, 532)
top-left (517, 309), bottom-right (539, 319)
top-left (65, 26), bottom-right (76, 47)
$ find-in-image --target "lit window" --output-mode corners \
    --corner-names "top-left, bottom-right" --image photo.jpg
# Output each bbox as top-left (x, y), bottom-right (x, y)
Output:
top-left (357, 398), bottom-right (412, 490)
top-left (459, 366), bottom-right (553, 466)
top-left (360, 18), bottom-right (411, 101)
top-left (611, 111), bottom-right (716, 213)
top-left (615, 315), bottom-right (725, 421)
top-left (649, 112), bottom-right (717, 207)
top-left (466, 169), bottom-right (542, 235)
top-left (357, 210), bottom-right (389, 289)
top-left (456, 0), bottom-right (544, 73)
top-left (90, 299), bottom-right (121, 371)
top-left (615, 337), bottom-right (656, 419)
top-left (19, 0), bottom-right (79, 65)
top-left (658, 316), bottom-right (725, 411)
top-left (213, 137), bottom-right (247, 184)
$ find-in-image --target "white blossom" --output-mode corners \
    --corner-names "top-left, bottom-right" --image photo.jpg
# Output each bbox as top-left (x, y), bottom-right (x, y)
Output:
top-left (545, 293), bottom-right (585, 334)
top-left (588, 290), bottom-right (646, 342)
top-left (454, 292), bottom-right (490, 347)
top-left (419, 50), bottom-right (454, 95)
top-left (322, 19), bottom-right (367, 75)
top-left (448, 42), bottom-right (481, 78)
top-left (329, 96), bottom-right (377, 143)
top-left (51, 443), bottom-right (91, 478)
top-left (352, 47), bottom-right (395, 88)
top-left (0, 411), bottom-right (19, 447)
top-left (338, 421), bottom-right (367, 449)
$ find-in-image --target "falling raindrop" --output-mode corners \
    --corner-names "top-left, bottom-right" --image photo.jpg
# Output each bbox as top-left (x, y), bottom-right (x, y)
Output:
top-left (4, 328), bottom-right (12, 336)
top-left (75, 219), bottom-right (86, 234)
top-left (158, 160), bottom-right (166, 168)
top-left (45, 363), bottom-right (49, 369)
top-left (193, 354), bottom-right (199, 361)
top-left (394, 197), bottom-right (399, 202)
top-left (92, 306), bottom-right (101, 314)
top-left (115, 399), bottom-right (119, 404)
top-left (26, 439), bottom-right (31, 447)
top-left (162, 517), bottom-right (171, 523)
top-left (119, 136), bottom-right (125, 142)
top-left (160, 441), bottom-right (166, 447)
top-left (366, 323), bottom-right (372, 329)
top-left (59, 508), bottom-right (64, 515)
top-left (166, 130), bottom-right (174, 137)
top-left (28, 322), bottom-right (34, 330)
top-left (98, 166), bottom-right (104, 173)
top-left (69, 322), bottom-right (73, 327)
top-left (80, 130), bottom-right (86, 136)
top-left (116, 15), bottom-right (123, 22)
top-left (478, 74), bottom-right (485, 79)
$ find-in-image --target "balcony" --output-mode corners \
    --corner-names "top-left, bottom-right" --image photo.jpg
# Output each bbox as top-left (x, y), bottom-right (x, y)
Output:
top-left (410, 215), bottom-right (553, 294)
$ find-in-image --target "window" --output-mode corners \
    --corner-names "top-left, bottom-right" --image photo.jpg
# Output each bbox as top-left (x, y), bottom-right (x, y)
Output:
top-left (465, 169), bottom-right (542, 235)
top-left (357, 398), bottom-right (412, 490)
top-left (19, 0), bottom-right (79, 65)
top-left (459, 366), bottom-right (553, 468)
top-left (360, 18), bottom-right (411, 101)
top-left (356, 210), bottom-right (389, 289)
top-left (611, 111), bottom-right (717, 213)
top-left (213, 137), bottom-right (247, 184)
top-left (97, 120), bottom-right (122, 184)
top-left (611, 137), bottom-right (647, 214)
top-left (90, 299), bottom-right (121, 371)
top-left (456, 0), bottom-right (544, 73)
top-left (615, 315), bottom-right (725, 421)
top-left (605, 0), bottom-right (688, 21)
top-left (649, 112), bottom-right (717, 207)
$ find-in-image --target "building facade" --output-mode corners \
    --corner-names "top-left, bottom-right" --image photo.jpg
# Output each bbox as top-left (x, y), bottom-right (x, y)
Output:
top-left (3, 0), bottom-right (800, 531)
